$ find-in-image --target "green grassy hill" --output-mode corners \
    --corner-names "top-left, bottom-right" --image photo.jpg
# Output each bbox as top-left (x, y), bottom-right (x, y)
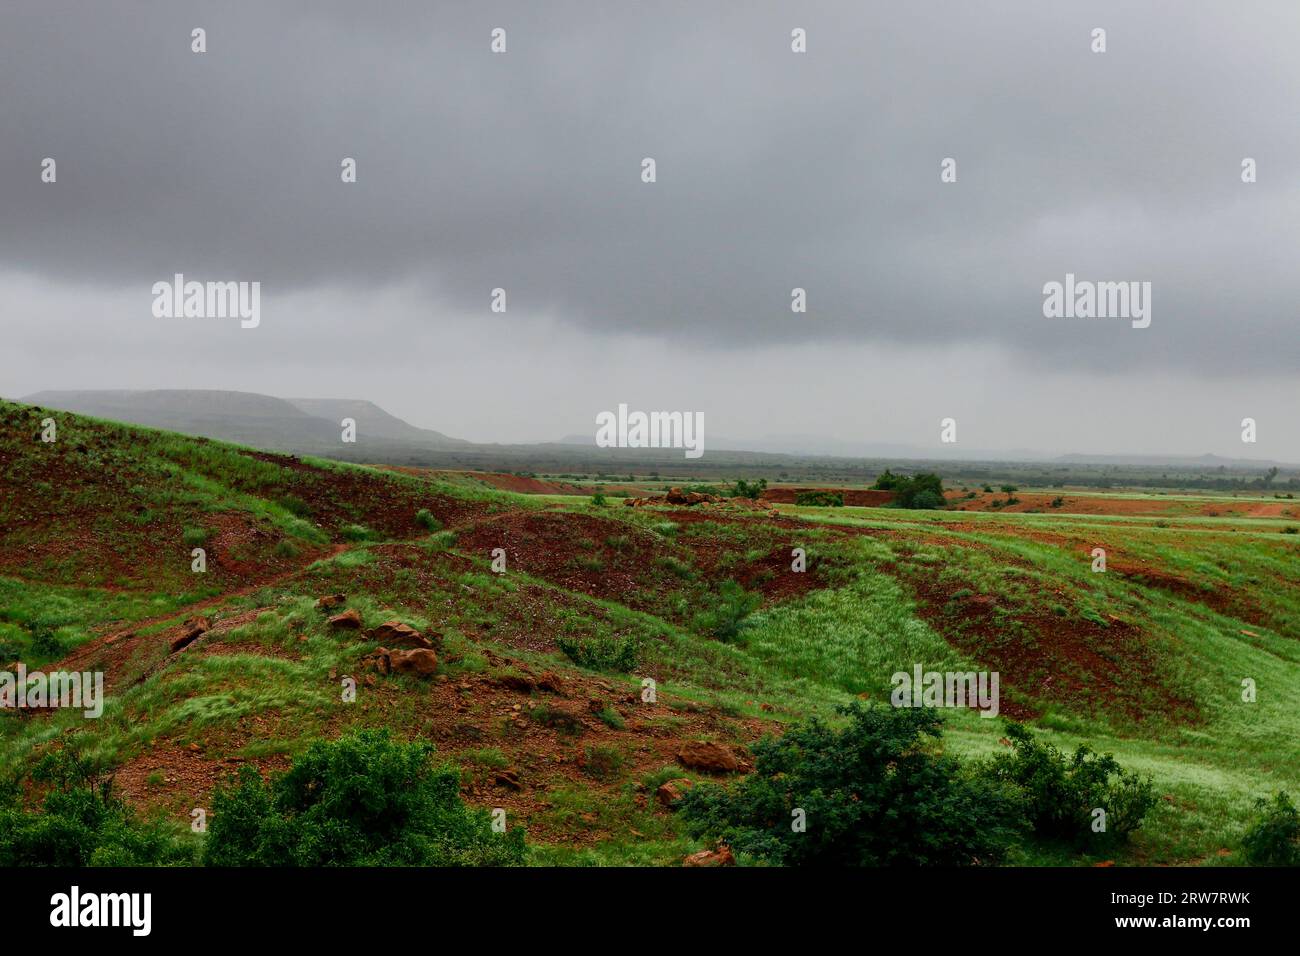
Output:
top-left (1, 399), bottom-right (1296, 865)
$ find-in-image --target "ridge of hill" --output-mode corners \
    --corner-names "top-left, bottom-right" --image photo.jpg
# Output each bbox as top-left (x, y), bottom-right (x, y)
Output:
top-left (285, 397), bottom-right (468, 447)
top-left (20, 388), bottom-right (469, 455)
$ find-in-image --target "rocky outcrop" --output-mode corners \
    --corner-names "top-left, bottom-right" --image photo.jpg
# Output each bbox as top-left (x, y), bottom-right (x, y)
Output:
top-left (677, 740), bottom-right (744, 774)
top-left (169, 617), bottom-right (210, 653)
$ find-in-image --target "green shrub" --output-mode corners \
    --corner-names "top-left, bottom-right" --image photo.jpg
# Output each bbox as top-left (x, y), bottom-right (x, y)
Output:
top-left (341, 524), bottom-right (375, 542)
top-left (680, 484), bottom-right (724, 497)
top-left (182, 526), bottom-right (210, 547)
top-left (556, 633), bottom-right (640, 671)
top-left (873, 469), bottom-right (902, 490)
top-left (653, 555), bottom-right (695, 579)
top-left (203, 729), bottom-right (524, 866)
top-left (415, 508), bottom-right (442, 531)
top-left (679, 703), bottom-right (1023, 866)
top-left (876, 472), bottom-right (947, 509)
top-left (590, 493), bottom-right (607, 508)
top-left (795, 490), bottom-right (843, 507)
top-left (1241, 792), bottom-right (1300, 865)
top-left (988, 722), bottom-right (1156, 849)
top-left (0, 746), bottom-right (194, 866)
top-left (910, 489), bottom-right (946, 510)
top-left (693, 580), bottom-right (761, 643)
top-left (582, 745), bottom-right (626, 781)
top-left (278, 495), bottom-right (312, 518)
top-left (730, 478), bottom-right (768, 501)
top-left (274, 539), bottom-right (300, 559)
top-left (527, 704), bottom-right (583, 736)
top-left (28, 625), bottom-right (67, 659)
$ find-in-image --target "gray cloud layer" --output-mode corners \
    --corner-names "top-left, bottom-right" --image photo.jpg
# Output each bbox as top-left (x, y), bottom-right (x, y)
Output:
top-left (4, 0), bottom-right (1299, 376)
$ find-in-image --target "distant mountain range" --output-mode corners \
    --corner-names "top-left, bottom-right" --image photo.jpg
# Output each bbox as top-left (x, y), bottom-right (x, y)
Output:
top-left (15, 389), bottom-right (1297, 474)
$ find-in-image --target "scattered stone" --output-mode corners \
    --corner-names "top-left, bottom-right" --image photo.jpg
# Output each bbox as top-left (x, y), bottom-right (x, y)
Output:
top-left (495, 769), bottom-right (523, 791)
top-left (389, 648), bottom-right (438, 677)
top-left (682, 846), bottom-right (735, 867)
top-left (656, 778), bottom-right (694, 807)
top-left (367, 620), bottom-right (432, 648)
top-left (496, 673), bottom-right (536, 693)
top-left (677, 740), bottom-right (743, 774)
top-left (316, 593), bottom-right (346, 610)
top-left (535, 671), bottom-right (565, 694)
top-left (328, 609), bottom-right (363, 630)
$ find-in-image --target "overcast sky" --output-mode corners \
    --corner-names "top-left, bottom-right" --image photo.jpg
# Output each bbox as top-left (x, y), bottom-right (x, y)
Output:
top-left (2, 1), bottom-right (1298, 459)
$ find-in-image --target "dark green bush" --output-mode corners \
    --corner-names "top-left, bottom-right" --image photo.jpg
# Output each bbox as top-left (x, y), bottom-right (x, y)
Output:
top-left (988, 722), bottom-right (1156, 849)
top-left (909, 489), bottom-right (946, 510)
top-left (202, 729), bottom-right (525, 866)
top-left (795, 491), bottom-right (843, 507)
top-left (278, 495), bottom-right (312, 518)
top-left (693, 580), bottom-right (761, 643)
top-left (415, 508), bottom-right (442, 531)
top-left (875, 472), bottom-right (947, 509)
top-left (0, 746), bottom-right (194, 866)
top-left (679, 703), bottom-right (1024, 866)
top-left (28, 625), bottom-right (67, 659)
top-left (1241, 791), bottom-right (1300, 866)
top-left (680, 484), bottom-right (724, 497)
top-left (730, 478), bottom-right (768, 500)
top-left (556, 632), bottom-right (640, 671)
top-left (872, 469), bottom-right (902, 490)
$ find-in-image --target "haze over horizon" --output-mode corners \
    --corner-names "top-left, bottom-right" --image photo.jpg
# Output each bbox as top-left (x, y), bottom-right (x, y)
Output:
top-left (3, 1), bottom-right (1298, 459)
top-left (15, 385), bottom-right (1299, 468)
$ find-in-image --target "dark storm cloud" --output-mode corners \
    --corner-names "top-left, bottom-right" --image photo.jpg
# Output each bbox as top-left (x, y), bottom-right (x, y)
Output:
top-left (2, 0), bottom-right (1299, 373)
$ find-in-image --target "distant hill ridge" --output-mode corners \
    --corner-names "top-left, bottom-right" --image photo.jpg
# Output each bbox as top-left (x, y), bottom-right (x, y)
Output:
top-left (20, 389), bottom-right (467, 453)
